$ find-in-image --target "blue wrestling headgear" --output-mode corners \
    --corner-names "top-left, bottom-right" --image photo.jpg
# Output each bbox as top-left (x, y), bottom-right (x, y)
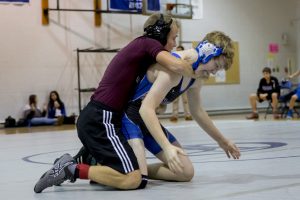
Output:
top-left (144, 14), bottom-right (173, 46)
top-left (193, 40), bottom-right (223, 70)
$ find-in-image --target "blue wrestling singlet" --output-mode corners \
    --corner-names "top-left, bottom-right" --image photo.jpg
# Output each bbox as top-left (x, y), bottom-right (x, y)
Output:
top-left (122, 41), bottom-right (223, 154)
top-left (122, 53), bottom-right (196, 155)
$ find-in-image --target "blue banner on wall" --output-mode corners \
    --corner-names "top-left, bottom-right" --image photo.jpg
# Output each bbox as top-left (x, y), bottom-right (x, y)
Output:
top-left (147, 0), bottom-right (160, 11)
top-left (110, 0), bottom-right (142, 11)
top-left (110, 0), bottom-right (160, 12)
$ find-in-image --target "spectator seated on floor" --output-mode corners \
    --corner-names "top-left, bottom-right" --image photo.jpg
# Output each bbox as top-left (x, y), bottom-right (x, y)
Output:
top-left (47, 91), bottom-right (76, 124)
top-left (23, 94), bottom-right (63, 126)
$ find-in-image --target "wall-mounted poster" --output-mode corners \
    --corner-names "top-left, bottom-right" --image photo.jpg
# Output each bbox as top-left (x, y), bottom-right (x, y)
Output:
top-left (269, 43), bottom-right (279, 54)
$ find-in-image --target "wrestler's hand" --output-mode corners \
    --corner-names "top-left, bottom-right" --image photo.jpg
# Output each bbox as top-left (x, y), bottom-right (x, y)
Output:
top-left (163, 144), bottom-right (186, 173)
top-left (218, 139), bottom-right (241, 159)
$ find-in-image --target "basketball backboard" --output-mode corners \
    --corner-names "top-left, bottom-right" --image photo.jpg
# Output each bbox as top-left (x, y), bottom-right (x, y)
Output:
top-left (142, 0), bottom-right (195, 19)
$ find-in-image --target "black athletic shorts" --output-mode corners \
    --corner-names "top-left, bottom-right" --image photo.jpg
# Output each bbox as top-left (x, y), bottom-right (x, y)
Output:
top-left (257, 92), bottom-right (278, 103)
top-left (76, 100), bottom-right (139, 174)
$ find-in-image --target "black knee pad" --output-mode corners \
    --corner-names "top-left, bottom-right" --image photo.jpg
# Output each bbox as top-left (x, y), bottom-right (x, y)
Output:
top-left (137, 175), bottom-right (148, 189)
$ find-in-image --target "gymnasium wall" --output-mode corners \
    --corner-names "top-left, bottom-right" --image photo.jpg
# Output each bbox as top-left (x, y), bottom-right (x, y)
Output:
top-left (297, 1), bottom-right (300, 75)
top-left (0, 0), bottom-right (299, 120)
top-left (180, 0), bottom-right (299, 112)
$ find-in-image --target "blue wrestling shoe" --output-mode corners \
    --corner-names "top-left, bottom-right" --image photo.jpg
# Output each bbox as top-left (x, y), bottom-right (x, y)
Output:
top-left (286, 110), bottom-right (293, 119)
top-left (34, 153), bottom-right (76, 193)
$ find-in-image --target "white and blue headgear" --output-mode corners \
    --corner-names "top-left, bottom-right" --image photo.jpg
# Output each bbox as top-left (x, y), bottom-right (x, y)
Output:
top-left (193, 40), bottom-right (223, 70)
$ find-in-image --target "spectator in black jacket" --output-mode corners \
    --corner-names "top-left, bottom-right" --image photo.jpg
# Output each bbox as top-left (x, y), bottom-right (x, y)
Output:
top-left (246, 67), bottom-right (280, 119)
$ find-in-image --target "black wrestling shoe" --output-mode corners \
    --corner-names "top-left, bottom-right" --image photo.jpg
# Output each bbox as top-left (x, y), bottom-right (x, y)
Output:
top-left (73, 146), bottom-right (97, 165)
top-left (54, 147), bottom-right (97, 166)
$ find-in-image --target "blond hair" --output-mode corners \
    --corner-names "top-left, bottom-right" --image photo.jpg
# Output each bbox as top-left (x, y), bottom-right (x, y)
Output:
top-left (202, 31), bottom-right (234, 70)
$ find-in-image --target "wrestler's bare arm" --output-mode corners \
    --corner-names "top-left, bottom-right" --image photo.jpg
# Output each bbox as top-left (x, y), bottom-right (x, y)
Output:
top-left (187, 85), bottom-right (240, 159)
top-left (156, 50), bottom-right (198, 78)
top-left (139, 69), bottom-right (186, 173)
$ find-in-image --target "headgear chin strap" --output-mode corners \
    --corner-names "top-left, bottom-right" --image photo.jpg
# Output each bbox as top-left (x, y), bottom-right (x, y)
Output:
top-left (144, 14), bottom-right (172, 46)
top-left (193, 40), bottom-right (223, 70)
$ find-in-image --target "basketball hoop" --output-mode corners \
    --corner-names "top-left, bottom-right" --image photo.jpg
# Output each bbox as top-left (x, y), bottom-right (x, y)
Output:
top-left (166, 3), bottom-right (176, 11)
top-left (142, 0), bottom-right (193, 19)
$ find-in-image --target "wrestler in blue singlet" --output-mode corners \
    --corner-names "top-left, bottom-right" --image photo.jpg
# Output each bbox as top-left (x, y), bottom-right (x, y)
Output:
top-left (122, 41), bottom-right (223, 155)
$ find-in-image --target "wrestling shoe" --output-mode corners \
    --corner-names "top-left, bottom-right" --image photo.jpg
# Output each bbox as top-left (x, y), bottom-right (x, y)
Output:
top-left (34, 153), bottom-right (76, 193)
top-left (185, 115), bottom-right (193, 121)
top-left (286, 110), bottom-right (293, 119)
top-left (273, 111), bottom-right (281, 120)
top-left (73, 147), bottom-right (98, 185)
top-left (246, 112), bottom-right (259, 120)
top-left (73, 146), bottom-right (97, 165)
top-left (54, 147), bottom-right (96, 166)
top-left (169, 116), bottom-right (178, 122)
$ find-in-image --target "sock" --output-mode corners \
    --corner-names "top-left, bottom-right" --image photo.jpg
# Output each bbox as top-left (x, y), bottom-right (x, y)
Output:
top-left (76, 164), bottom-right (90, 179)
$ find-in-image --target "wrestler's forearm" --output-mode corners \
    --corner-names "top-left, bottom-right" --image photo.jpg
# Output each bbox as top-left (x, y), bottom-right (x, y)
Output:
top-left (140, 105), bottom-right (172, 150)
top-left (156, 51), bottom-right (196, 78)
top-left (191, 108), bottom-right (227, 143)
